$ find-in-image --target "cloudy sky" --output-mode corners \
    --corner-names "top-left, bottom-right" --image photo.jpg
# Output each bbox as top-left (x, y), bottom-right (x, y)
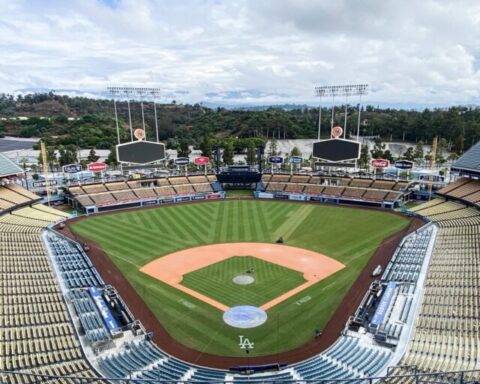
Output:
top-left (1, 0), bottom-right (480, 106)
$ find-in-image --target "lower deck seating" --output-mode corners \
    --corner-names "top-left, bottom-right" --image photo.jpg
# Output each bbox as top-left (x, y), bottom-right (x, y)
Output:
top-left (174, 184), bottom-right (196, 194)
top-left (392, 200), bottom-right (480, 381)
top-left (193, 183), bottom-right (213, 193)
top-left (133, 188), bottom-right (157, 199)
top-left (0, 206), bottom-right (98, 383)
top-left (0, 184), bottom-right (39, 213)
top-left (112, 190), bottom-right (137, 201)
top-left (89, 192), bottom-right (116, 205)
top-left (73, 178), bottom-right (217, 209)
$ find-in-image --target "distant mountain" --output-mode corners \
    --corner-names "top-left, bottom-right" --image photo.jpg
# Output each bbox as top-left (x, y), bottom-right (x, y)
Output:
top-left (14, 88), bottom-right (107, 99)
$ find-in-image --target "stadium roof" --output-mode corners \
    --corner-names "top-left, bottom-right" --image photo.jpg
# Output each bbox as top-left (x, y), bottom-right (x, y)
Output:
top-left (452, 141), bottom-right (480, 175)
top-left (0, 153), bottom-right (24, 177)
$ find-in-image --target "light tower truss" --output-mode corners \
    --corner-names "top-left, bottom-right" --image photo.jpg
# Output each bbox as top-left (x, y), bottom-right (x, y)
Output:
top-left (107, 87), bottom-right (162, 143)
top-left (314, 84), bottom-right (368, 140)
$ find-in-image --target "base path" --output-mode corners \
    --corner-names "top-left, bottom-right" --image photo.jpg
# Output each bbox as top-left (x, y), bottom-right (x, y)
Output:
top-left (140, 243), bottom-right (345, 312)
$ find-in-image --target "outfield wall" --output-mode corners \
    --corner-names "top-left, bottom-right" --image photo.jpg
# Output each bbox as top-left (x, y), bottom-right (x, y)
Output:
top-left (254, 191), bottom-right (396, 208)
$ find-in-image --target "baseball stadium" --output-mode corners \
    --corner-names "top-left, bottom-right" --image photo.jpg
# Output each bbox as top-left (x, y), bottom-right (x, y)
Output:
top-left (1, 129), bottom-right (480, 384)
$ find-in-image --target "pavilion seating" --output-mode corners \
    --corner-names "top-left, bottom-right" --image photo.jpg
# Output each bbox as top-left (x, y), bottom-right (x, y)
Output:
top-left (350, 178), bottom-right (374, 188)
top-left (174, 184), bottom-right (195, 195)
top-left (112, 190), bottom-right (137, 201)
top-left (89, 192), bottom-right (116, 205)
top-left (188, 176), bottom-right (208, 184)
top-left (270, 174), bottom-right (290, 182)
top-left (193, 183), bottom-right (213, 193)
top-left (363, 190), bottom-right (388, 201)
top-left (133, 188), bottom-right (157, 199)
top-left (106, 182), bottom-right (129, 191)
top-left (342, 188), bottom-right (367, 199)
top-left (82, 184), bottom-right (107, 194)
top-left (154, 186), bottom-right (175, 197)
top-left (168, 177), bottom-right (189, 185)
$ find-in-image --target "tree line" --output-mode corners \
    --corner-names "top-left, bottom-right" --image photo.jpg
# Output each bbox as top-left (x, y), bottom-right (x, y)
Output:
top-left (1, 93), bottom-right (480, 161)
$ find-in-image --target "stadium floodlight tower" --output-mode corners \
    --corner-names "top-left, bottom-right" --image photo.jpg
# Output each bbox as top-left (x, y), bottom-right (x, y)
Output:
top-left (315, 84), bottom-right (368, 140)
top-left (107, 86), bottom-right (162, 144)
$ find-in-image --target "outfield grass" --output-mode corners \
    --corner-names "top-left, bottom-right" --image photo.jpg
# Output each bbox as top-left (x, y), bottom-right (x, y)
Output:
top-left (71, 200), bottom-right (410, 357)
top-left (181, 256), bottom-right (306, 307)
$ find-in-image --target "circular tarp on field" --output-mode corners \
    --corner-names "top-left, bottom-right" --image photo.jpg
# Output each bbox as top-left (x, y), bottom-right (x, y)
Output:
top-left (232, 275), bottom-right (255, 285)
top-left (223, 306), bottom-right (267, 328)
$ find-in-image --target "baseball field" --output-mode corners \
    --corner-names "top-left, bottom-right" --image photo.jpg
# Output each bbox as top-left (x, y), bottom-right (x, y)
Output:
top-left (70, 200), bottom-right (409, 357)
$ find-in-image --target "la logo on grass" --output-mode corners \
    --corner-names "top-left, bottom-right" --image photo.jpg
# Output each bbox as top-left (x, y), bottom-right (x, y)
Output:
top-left (238, 335), bottom-right (254, 349)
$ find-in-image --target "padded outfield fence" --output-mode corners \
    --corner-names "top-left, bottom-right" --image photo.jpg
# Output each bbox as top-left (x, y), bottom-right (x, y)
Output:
top-left (2, 369), bottom-right (480, 384)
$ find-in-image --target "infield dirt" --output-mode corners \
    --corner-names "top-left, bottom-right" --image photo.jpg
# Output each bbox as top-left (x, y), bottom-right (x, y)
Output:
top-left (140, 242), bottom-right (345, 311)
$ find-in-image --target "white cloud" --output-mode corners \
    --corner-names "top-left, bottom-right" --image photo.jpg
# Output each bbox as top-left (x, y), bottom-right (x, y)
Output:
top-left (1, 0), bottom-right (480, 106)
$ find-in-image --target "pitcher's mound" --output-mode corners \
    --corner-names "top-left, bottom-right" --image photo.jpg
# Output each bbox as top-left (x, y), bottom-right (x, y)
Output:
top-left (232, 275), bottom-right (255, 285)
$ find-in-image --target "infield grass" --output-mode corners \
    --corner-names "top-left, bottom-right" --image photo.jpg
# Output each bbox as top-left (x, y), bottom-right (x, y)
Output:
top-left (181, 256), bottom-right (306, 307)
top-left (70, 200), bottom-right (410, 357)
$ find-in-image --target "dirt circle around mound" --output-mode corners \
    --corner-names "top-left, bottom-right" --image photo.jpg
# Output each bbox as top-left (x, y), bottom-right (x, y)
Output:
top-left (140, 242), bottom-right (345, 311)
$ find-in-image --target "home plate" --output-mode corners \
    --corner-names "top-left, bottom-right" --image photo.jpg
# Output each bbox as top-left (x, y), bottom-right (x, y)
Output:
top-left (223, 306), bottom-right (267, 328)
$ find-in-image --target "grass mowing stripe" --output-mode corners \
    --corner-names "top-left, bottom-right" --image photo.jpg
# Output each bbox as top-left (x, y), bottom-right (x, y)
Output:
top-left (149, 209), bottom-right (176, 235)
top-left (211, 202), bottom-right (224, 243)
top-left (219, 201), bottom-right (230, 242)
top-left (224, 202), bottom-right (235, 241)
top-left (266, 201), bottom-right (292, 225)
top-left (249, 202), bottom-right (265, 241)
top-left (83, 216), bottom-right (188, 259)
top-left (186, 203), bottom-right (215, 222)
top-left (167, 207), bottom-right (205, 244)
top-left (154, 207), bottom-right (202, 248)
top-left (251, 201), bottom-right (269, 241)
top-left (137, 211), bottom-right (155, 230)
top-left (273, 205), bottom-right (314, 240)
top-left (234, 200), bottom-right (243, 240)
top-left (97, 214), bottom-right (181, 249)
top-left (176, 205), bottom-right (212, 239)
top-left (239, 201), bottom-right (252, 240)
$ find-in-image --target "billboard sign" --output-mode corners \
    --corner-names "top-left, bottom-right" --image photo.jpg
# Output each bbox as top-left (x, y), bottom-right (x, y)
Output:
top-left (289, 156), bottom-right (302, 164)
top-left (175, 157), bottom-right (190, 166)
top-left (32, 179), bottom-right (58, 187)
top-left (394, 160), bottom-right (414, 170)
top-left (63, 164), bottom-right (82, 173)
top-left (257, 192), bottom-right (274, 199)
top-left (371, 159), bottom-right (390, 168)
top-left (288, 194), bottom-right (307, 201)
top-left (87, 162), bottom-right (107, 172)
top-left (268, 156), bottom-right (284, 164)
top-left (194, 156), bottom-right (209, 166)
